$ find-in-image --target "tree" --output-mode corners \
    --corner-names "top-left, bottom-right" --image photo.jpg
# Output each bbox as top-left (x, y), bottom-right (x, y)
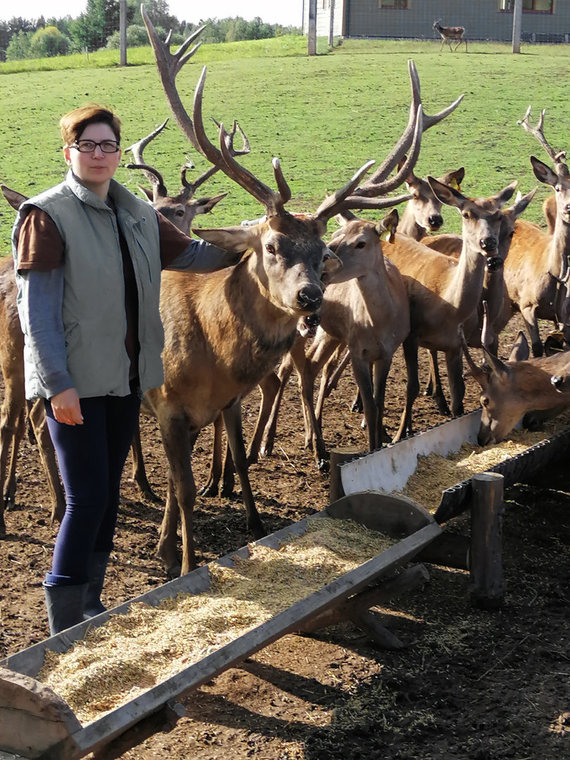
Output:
top-left (29, 26), bottom-right (69, 57)
top-left (69, 0), bottom-right (125, 52)
top-left (5, 30), bottom-right (32, 60)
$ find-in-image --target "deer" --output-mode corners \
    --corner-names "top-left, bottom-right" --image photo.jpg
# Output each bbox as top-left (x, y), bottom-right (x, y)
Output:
top-left (244, 73), bottom-right (466, 465)
top-left (122, 116), bottom-right (253, 502)
top-left (462, 328), bottom-right (570, 446)
top-left (142, 9), bottom-right (433, 575)
top-left (0, 188), bottom-right (65, 536)
top-left (419, 186), bottom-right (538, 412)
top-left (381, 178), bottom-right (518, 441)
top-left (433, 20), bottom-right (467, 53)
top-left (499, 107), bottom-right (570, 358)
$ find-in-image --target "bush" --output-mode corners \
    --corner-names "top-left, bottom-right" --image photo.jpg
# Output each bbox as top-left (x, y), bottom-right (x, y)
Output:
top-left (29, 26), bottom-right (70, 58)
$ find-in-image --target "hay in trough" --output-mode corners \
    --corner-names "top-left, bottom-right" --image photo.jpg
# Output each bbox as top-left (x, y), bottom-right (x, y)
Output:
top-left (38, 517), bottom-right (393, 724)
top-left (397, 410), bottom-right (570, 511)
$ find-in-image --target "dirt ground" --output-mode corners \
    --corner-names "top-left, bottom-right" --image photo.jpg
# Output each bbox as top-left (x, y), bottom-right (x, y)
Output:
top-left (0, 317), bottom-right (569, 760)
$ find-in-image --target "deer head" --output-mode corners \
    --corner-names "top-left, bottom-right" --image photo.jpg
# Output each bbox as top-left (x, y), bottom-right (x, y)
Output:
top-left (142, 9), bottom-right (461, 318)
top-left (462, 330), bottom-right (570, 445)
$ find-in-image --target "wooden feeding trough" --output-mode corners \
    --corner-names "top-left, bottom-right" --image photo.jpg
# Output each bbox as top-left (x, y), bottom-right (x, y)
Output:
top-left (336, 409), bottom-right (570, 610)
top-left (0, 492), bottom-right (440, 760)
top-left (338, 409), bottom-right (570, 523)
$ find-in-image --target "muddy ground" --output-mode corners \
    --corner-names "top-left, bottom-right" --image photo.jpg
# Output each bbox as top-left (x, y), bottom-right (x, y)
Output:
top-left (0, 316), bottom-right (569, 759)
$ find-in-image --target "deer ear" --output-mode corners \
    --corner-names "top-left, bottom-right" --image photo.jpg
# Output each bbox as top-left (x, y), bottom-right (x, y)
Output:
top-left (193, 224), bottom-right (257, 253)
top-left (427, 176), bottom-right (466, 209)
top-left (376, 208), bottom-right (399, 244)
top-left (509, 331), bottom-right (530, 362)
top-left (1, 185), bottom-right (28, 210)
top-left (530, 155), bottom-right (558, 187)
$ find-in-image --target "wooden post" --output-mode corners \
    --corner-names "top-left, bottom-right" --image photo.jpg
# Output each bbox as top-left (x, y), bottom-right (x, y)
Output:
top-left (329, 445), bottom-right (364, 503)
top-left (469, 473), bottom-right (504, 609)
top-left (328, 0), bottom-right (335, 48)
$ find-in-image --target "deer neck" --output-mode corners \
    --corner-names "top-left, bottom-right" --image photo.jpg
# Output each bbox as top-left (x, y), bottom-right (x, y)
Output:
top-left (549, 217), bottom-right (570, 279)
top-left (442, 242), bottom-right (487, 318)
top-left (398, 205), bottom-right (425, 241)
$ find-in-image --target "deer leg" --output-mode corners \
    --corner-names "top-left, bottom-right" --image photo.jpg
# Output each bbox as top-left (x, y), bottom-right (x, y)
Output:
top-left (0, 388), bottom-right (26, 534)
top-left (426, 349), bottom-right (451, 416)
top-left (520, 305), bottom-right (543, 357)
top-left (221, 439), bottom-right (236, 498)
top-left (372, 359), bottom-right (391, 445)
top-left (445, 347), bottom-right (465, 417)
top-left (157, 415), bottom-right (198, 576)
top-left (27, 399), bottom-right (66, 523)
top-left (317, 347), bottom-right (351, 424)
top-left (393, 334), bottom-right (420, 443)
top-left (351, 356), bottom-right (377, 451)
top-left (129, 420), bottom-right (161, 503)
top-left (222, 401), bottom-right (265, 539)
top-left (247, 370), bottom-right (280, 464)
top-left (259, 352), bottom-right (296, 458)
top-left (199, 415), bottom-right (224, 497)
top-left (301, 338), bottom-right (339, 469)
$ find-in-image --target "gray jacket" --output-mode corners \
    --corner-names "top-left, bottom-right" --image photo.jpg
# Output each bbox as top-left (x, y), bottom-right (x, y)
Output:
top-left (12, 170), bottom-right (235, 400)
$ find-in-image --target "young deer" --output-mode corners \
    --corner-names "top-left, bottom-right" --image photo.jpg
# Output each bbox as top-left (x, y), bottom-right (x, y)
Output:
top-left (0, 189), bottom-right (65, 534)
top-left (385, 178), bottom-right (517, 440)
top-left (433, 20), bottom-right (467, 53)
top-left (462, 330), bottom-right (570, 445)
top-left (502, 107), bottom-right (570, 357)
top-left (420, 187), bottom-right (538, 410)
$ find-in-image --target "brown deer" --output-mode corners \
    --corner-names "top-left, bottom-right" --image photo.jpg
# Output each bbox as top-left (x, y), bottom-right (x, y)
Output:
top-left (433, 20), bottom-right (467, 52)
top-left (397, 162), bottom-right (465, 239)
top-left (0, 189), bottom-right (65, 535)
top-left (246, 69), bottom-right (466, 463)
top-left (125, 116), bottom-right (244, 233)
top-left (420, 187), bottom-right (538, 411)
top-left (384, 178), bottom-right (517, 440)
top-left (462, 330), bottom-right (570, 445)
top-left (142, 8), bottom-right (424, 574)
top-left (502, 106), bottom-right (570, 357)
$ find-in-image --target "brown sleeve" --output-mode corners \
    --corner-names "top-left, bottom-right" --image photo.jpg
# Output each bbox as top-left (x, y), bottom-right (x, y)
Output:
top-left (16, 207), bottom-right (64, 271)
top-left (158, 211), bottom-right (193, 269)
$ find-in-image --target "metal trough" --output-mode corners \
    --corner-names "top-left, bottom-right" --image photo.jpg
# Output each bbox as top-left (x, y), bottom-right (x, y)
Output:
top-left (339, 409), bottom-right (570, 524)
top-left (0, 492), bottom-right (440, 760)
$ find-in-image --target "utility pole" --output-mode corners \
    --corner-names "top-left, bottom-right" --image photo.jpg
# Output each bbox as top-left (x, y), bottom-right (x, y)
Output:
top-left (512, 0), bottom-right (523, 54)
top-left (328, 0), bottom-right (335, 48)
top-left (120, 0), bottom-right (127, 66)
top-left (308, 0), bottom-right (317, 56)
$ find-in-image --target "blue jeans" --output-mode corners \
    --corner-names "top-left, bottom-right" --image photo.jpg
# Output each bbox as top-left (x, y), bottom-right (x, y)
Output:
top-left (45, 393), bottom-right (140, 586)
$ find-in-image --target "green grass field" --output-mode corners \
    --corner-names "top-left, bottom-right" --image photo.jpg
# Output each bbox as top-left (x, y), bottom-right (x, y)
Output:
top-left (1, 37), bottom-right (569, 249)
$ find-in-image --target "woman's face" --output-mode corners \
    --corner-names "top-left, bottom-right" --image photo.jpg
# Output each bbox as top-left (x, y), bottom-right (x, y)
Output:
top-left (63, 121), bottom-right (122, 197)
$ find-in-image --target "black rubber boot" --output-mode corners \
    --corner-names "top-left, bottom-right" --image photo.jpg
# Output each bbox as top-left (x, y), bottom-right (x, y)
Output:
top-left (44, 582), bottom-right (88, 636)
top-left (83, 551), bottom-right (110, 620)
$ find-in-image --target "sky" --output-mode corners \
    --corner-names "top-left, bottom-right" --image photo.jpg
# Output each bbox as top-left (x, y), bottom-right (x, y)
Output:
top-left (0, 1), bottom-right (304, 27)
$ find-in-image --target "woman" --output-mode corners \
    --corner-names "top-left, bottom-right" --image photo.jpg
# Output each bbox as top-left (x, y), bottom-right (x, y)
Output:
top-left (12, 104), bottom-right (239, 636)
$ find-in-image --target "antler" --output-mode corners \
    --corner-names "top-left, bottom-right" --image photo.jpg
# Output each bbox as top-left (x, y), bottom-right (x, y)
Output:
top-left (518, 106), bottom-right (567, 170)
top-left (352, 61), bottom-right (464, 198)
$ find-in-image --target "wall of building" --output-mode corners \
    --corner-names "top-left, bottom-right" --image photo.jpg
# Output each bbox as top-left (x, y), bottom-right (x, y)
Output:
top-left (303, 1), bottom-right (570, 43)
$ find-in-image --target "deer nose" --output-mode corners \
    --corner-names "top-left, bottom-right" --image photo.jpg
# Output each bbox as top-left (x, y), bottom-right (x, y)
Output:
top-left (428, 214), bottom-right (443, 230)
top-left (480, 237), bottom-right (498, 253)
top-left (297, 284), bottom-right (323, 313)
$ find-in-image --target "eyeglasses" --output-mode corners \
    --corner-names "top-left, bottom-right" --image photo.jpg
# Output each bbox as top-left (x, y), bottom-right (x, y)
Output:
top-left (71, 139), bottom-right (120, 154)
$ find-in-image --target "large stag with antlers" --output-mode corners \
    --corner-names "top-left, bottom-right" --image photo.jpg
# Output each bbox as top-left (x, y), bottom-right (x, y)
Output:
top-left (501, 106), bottom-right (570, 357)
top-left (142, 9), bottom-right (431, 574)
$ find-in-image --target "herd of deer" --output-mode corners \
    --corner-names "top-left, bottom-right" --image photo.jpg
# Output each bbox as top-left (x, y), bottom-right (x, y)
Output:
top-left (1, 10), bottom-right (570, 576)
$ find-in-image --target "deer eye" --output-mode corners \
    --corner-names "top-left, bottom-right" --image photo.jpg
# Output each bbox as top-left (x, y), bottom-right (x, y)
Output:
top-left (462, 211), bottom-right (471, 220)
top-left (355, 240), bottom-right (366, 249)
top-left (481, 395), bottom-right (490, 407)
top-left (175, 208), bottom-right (185, 217)
top-left (265, 243), bottom-right (276, 255)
